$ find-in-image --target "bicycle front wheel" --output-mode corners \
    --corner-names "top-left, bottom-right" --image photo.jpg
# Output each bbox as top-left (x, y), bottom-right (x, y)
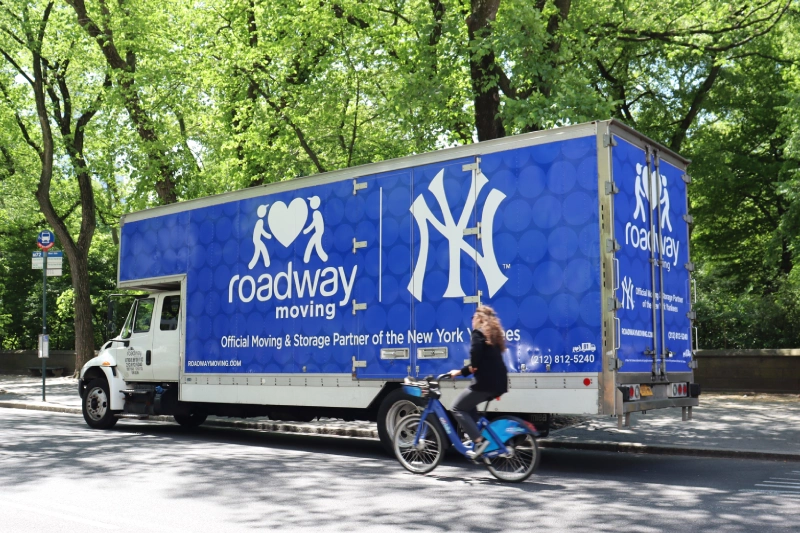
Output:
top-left (393, 414), bottom-right (445, 474)
top-left (485, 431), bottom-right (539, 483)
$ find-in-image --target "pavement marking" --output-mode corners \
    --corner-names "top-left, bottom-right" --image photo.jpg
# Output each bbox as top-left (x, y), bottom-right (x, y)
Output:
top-left (740, 489), bottom-right (800, 497)
top-left (744, 470), bottom-right (800, 497)
top-left (756, 483), bottom-right (800, 491)
top-left (0, 500), bottom-right (120, 529)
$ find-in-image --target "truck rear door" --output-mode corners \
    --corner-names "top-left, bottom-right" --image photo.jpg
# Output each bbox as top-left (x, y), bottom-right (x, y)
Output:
top-left (612, 136), bottom-right (693, 379)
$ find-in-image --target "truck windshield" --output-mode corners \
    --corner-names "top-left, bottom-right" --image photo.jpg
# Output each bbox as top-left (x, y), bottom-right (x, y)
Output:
top-left (120, 302), bottom-right (136, 339)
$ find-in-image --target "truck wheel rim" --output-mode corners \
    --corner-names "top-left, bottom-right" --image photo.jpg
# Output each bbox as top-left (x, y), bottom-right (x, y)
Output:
top-left (86, 387), bottom-right (108, 421)
top-left (386, 400), bottom-right (421, 438)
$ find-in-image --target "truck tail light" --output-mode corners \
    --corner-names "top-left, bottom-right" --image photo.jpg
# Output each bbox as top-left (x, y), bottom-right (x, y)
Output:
top-left (668, 382), bottom-right (688, 398)
top-left (620, 385), bottom-right (640, 401)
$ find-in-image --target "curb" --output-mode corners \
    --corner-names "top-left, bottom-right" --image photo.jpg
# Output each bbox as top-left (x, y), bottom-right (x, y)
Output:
top-left (537, 439), bottom-right (800, 462)
top-left (2, 401), bottom-right (799, 462)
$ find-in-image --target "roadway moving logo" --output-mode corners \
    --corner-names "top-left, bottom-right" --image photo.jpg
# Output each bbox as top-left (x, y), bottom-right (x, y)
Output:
top-left (227, 196), bottom-right (354, 321)
top-left (624, 162), bottom-right (680, 267)
top-left (408, 168), bottom-right (508, 301)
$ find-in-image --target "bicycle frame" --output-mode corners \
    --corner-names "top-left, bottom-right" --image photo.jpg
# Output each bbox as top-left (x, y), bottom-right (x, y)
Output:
top-left (415, 397), bottom-right (509, 458)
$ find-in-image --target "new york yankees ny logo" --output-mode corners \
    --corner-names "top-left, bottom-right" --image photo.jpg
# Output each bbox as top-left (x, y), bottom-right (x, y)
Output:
top-left (407, 168), bottom-right (508, 301)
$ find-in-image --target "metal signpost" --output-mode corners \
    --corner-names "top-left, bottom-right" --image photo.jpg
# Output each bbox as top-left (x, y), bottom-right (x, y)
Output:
top-left (36, 230), bottom-right (56, 401)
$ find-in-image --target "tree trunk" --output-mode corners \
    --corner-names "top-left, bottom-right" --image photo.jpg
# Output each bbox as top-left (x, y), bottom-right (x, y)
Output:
top-left (70, 252), bottom-right (95, 370)
top-left (466, 0), bottom-right (505, 141)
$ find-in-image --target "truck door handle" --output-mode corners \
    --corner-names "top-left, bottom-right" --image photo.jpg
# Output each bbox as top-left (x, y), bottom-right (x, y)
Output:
top-left (146, 350), bottom-right (151, 365)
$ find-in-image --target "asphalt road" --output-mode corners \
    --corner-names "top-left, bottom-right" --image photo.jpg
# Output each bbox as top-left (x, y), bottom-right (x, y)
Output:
top-left (1, 409), bottom-right (798, 533)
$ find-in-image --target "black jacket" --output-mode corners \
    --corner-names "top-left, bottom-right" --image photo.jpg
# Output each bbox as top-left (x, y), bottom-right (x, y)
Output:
top-left (460, 329), bottom-right (508, 394)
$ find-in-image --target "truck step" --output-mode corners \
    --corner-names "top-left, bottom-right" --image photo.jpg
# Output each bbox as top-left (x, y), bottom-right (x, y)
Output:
top-left (120, 389), bottom-right (152, 395)
top-left (116, 414), bottom-right (150, 419)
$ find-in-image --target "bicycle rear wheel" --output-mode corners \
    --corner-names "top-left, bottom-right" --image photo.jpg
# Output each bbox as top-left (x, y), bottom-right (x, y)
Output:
top-left (485, 418), bottom-right (539, 482)
top-left (393, 414), bottom-right (445, 474)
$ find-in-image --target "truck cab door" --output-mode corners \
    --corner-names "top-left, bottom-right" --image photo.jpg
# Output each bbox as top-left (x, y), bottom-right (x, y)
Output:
top-left (150, 293), bottom-right (182, 382)
top-left (119, 297), bottom-right (155, 381)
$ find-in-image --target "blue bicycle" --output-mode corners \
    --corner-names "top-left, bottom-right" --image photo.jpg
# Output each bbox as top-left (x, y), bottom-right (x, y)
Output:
top-left (393, 374), bottom-right (540, 482)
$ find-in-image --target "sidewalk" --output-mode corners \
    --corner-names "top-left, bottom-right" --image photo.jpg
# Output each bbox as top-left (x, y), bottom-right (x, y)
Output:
top-left (2, 375), bottom-right (799, 461)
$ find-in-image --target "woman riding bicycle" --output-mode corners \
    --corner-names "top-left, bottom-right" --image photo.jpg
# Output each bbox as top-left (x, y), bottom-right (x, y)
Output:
top-left (449, 305), bottom-right (508, 459)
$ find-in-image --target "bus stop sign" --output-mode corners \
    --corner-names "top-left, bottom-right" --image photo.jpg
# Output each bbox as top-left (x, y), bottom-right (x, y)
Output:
top-left (37, 230), bottom-right (55, 250)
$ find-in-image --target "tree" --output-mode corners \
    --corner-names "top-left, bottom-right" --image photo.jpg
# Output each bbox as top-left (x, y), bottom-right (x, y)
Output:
top-left (0, 0), bottom-right (109, 369)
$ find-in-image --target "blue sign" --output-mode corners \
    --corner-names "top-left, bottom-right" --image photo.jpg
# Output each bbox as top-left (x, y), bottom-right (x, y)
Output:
top-left (120, 136), bottom-right (605, 377)
top-left (32, 251), bottom-right (63, 258)
top-left (37, 230), bottom-right (55, 250)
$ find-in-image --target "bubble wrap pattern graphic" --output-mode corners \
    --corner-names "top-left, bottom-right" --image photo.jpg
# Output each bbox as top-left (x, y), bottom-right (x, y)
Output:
top-left (119, 137), bottom-right (606, 375)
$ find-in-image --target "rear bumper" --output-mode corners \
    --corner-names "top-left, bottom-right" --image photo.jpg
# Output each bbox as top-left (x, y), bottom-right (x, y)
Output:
top-left (622, 397), bottom-right (699, 413)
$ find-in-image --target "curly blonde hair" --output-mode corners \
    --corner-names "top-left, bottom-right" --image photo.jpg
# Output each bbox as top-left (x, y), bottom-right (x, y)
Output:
top-left (473, 305), bottom-right (506, 352)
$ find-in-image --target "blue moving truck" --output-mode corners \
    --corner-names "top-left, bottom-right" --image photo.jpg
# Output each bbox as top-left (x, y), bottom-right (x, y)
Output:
top-left (79, 120), bottom-right (700, 449)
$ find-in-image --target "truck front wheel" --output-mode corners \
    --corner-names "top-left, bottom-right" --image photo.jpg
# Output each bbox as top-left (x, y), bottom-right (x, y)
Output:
top-left (82, 378), bottom-right (119, 430)
top-left (377, 388), bottom-right (424, 454)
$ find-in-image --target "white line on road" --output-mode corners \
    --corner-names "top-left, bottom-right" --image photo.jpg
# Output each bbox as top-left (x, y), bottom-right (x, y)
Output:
top-left (0, 500), bottom-right (120, 529)
top-left (769, 477), bottom-right (800, 482)
top-left (740, 489), bottom-right (800, 497)
top-left (766, 479), bottom-right (800, 485)
top-left (755, 484), bottom-right (800, 492)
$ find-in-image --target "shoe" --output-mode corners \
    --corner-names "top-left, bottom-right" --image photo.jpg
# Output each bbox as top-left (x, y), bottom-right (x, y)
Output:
top-left (466, 438), bottom-right (490, 459)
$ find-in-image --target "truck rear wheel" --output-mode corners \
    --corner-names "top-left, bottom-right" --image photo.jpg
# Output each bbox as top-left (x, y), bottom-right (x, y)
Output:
top-left (82, 378), bottom-right (119, 430)
top-left (377, 388), bottom-right (424, 454)
top-left (174, 412), bottom-right (208, 428)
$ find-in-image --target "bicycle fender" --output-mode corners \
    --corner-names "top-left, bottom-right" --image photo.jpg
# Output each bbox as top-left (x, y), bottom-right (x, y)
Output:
top-left (482, 418), bottom-right (537, 453)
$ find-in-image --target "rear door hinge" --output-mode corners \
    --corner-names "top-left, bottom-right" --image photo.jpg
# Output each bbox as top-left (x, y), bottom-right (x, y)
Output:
top-left (606, 238), bottom-right (621, 253)
top-left (683, 214), bottom-right (694, 224)
top-left (352, 300), bottom-right (367, 314)
top-left (682, 174), bottom-right (692, 184)
top-left (607, 297), bottom-right (622, 311)
top-left (606, 351), bottom-right (623, 371)
top-left (605, 181), bottom-right (619, 195)
top-left (603, 133), bottom-right (618, 147)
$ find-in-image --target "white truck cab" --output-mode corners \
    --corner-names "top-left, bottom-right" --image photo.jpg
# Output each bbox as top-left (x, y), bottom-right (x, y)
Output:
top-left (79, 291), bottom-right (193, 429)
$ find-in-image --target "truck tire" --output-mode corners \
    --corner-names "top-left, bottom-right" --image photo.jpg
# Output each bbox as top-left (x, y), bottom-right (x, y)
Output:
top-left (174, 412), bottom-right (208, 428)
top-left (377, 388), bottom-right (424, 455)
top-left (82, 377), bottom-right (119, 430)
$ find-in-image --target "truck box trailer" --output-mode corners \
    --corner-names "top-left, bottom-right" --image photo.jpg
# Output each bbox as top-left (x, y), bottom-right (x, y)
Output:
top-left (79, 119), bottom-right (700, 450)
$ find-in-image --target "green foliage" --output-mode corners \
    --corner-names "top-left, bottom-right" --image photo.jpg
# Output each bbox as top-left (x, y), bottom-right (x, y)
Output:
top-left (0, 0), bottom-right (799, 350)
top-left (695, 271), bottom-right (800, 349)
